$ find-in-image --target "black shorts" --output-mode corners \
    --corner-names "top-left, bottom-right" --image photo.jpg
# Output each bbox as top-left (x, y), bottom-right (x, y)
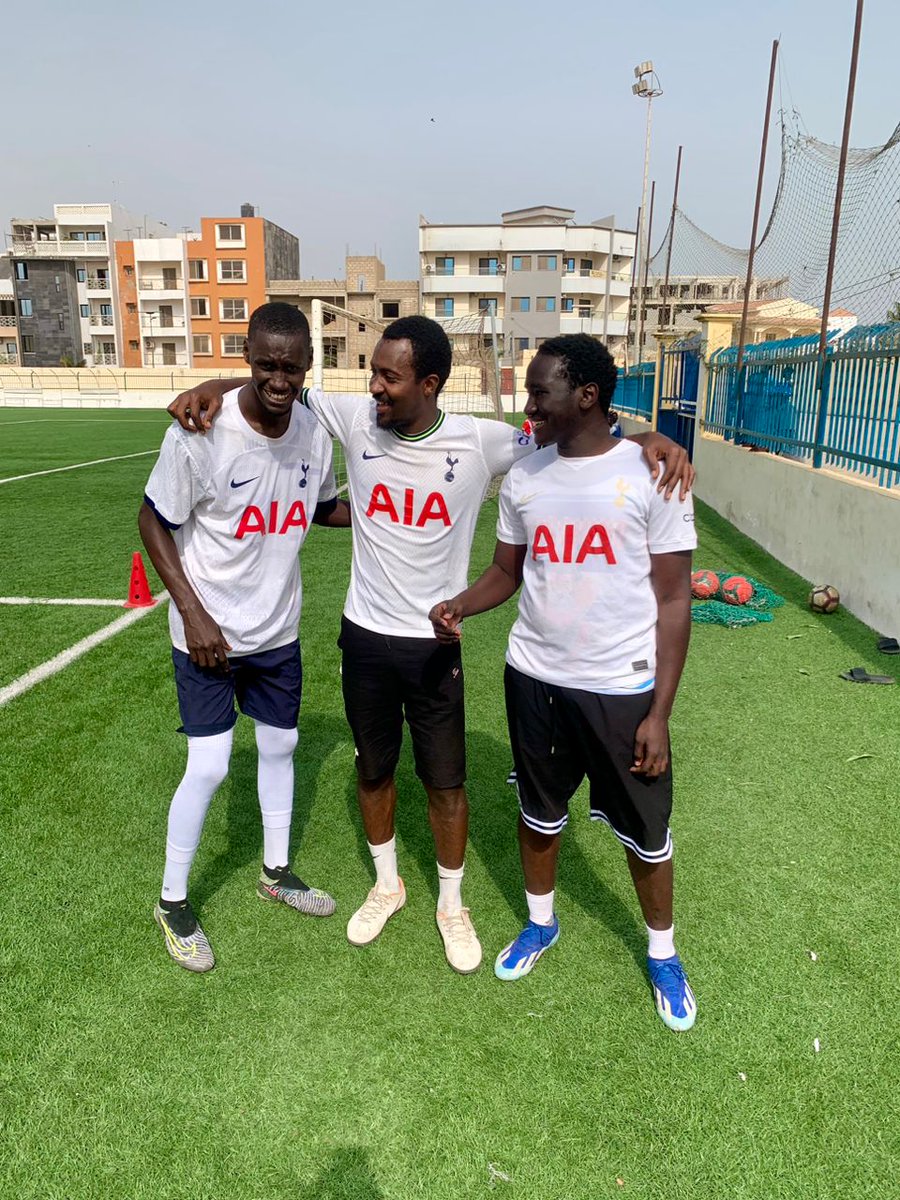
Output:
top-left (504, 664), bottom-right (673, 863)
top-left (338, 616), bottom-right (466, 789)
top-left (172, 640), bottom-right (302, 737)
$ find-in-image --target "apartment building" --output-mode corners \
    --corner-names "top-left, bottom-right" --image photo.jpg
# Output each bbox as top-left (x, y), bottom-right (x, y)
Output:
top-left (113, 206), bottom-right (299, 368)
top-left (0, 258), bottom-right (18, 364)
top-left (419, 206), bottom-right (635, 364)
top-left (5, 203), bottom-right (168, 367)
top-left (267, 255), bottom-right (418, 369)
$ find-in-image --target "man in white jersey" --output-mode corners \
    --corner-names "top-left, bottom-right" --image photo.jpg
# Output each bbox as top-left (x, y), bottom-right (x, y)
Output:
top-left (167, 317), bottom-right (693, 975)
top-left (140, 303), bottom-right (349, 972)
top-left (430, 334), bottom-right (698, 1030)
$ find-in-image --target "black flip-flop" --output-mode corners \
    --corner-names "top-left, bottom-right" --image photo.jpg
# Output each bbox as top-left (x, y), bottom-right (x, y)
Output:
top-left (877, 637), bottom-right (900, 655)
top-left (840, 666), bottom-right (896, 685)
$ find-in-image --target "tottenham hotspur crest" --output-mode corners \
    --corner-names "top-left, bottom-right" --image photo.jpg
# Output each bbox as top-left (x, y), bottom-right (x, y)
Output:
top-left (299, 461), bottom-right (309, 489)
top-left (444, 453), bottom-right (459, 483)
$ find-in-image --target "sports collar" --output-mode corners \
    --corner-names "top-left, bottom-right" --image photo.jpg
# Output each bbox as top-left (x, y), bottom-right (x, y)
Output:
top-left (392, 410), bottom-right (445, 442)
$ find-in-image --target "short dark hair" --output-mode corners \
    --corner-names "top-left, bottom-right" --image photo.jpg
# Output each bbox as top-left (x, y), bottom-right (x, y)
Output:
top-left (536, 334), bottom-right (618, 413)
top-left (381, 315), bottom-right (452, 395)
top-left (247, 302), bottom-right (310, 345)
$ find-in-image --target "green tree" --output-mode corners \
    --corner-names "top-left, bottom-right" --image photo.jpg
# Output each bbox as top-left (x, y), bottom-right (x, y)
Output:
top-left (887, 301), bottom-right (900, 323)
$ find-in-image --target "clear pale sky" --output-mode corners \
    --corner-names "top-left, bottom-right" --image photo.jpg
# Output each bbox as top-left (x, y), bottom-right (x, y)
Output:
top-left (3, 0), bottom-right (895, 279)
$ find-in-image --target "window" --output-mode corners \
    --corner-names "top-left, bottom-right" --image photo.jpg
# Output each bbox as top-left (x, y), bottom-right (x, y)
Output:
top-left (188, 259), bottom-right (208, 281)
top-left (220, 298), bottom-right (248, 321)
top-left (80, 304), bottom-right (90, 318)
top-left (18, 299), bottom-right (33, 317)
top-left (358, 354), bottom-right (366, 370)
top-left (193, 334), bottom-right (212, 355)
top-left (357, 275), bottom-right (366, 292)
top-left (516, 337), bottom-right (529, 352)
top-left (478, 257), bottom-right (498, 276)
top-left (57, 314), bottom-right (64, 330)
top-left (217, 259), bottom-right (246, 282)
top-left (83, 342), bottom-right (92, 354)
top-left (216, 223), bottom-right (245, 246)
top-left (77, 268), bottom-right (87, 283)
top-left (21, 335), bottom-right (34, 352)
top-left (537, 296), bottom-right (556, 313)
top-left (127, 303), bottom-right (137, 314)
top-left (435, 256), bottom-right (454, 276)
top-left (478, 298), bottom-right (498, 314)
top-left (221, 334), bottom-right (244, 355)
top-left (561, 297), bottom-right (574, 313)
top-left (511, 296), bottom-right (530, 313)
top-left (14, 262), bottom-right (27, 280)
top-left (69, 231), bottom-right (85, 242)
top-left (358, 322), bottom-right (366, 332)
top-left (86, 231), bottom-right (103, 242)
top-left (563, 257), bottom-right (575, 273)
top-left (580, 259), bottom-right (593, 275)
top-left (381, 302), bottom-right (400, 319)
top-left (129, 340), bottom-right (139, 351)
top-left (537, 256), bottom-right (557, 271)
top-left (191, 297), bottom-right (209, 318)
top-left (511, 256), bottom-right (532, 271)
top-left (124, 265), bottom-right (134, 277)
top-left (434, 298), bottom-right (454, 317)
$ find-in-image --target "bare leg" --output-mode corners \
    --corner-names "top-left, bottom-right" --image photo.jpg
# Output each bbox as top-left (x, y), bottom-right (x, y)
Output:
top-left (424, 784), bottom-right (468, 870)
top-left (519, 815), bottom-right (562, 895)
top-left (357, 773), bottom-right (397, 846)
top-left (625, 849), bottom-right (674, 930)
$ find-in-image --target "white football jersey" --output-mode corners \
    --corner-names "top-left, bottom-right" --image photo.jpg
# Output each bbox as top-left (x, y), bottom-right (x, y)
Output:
top-left (497, 439), bottom-right (697, 693)
top-left (144, 388), bottom-right (336, 655)
top-left (302, 388), bottom-right (534, 637)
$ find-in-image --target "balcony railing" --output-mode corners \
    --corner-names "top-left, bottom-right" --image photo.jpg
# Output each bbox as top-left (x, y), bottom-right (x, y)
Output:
top-left (89, 314), bottom-right (115, 327)
top-left (0, 315), bottom-right (17, 327)
top-left (141, 316), bottom-right (186, 330)
top-left (86, 276), bottom-right (112, 291)
top-left (139, 278), bottom-right (183, 291)
top-left (9, 238), bottom-right (108, 257)
top-left (91, 352), bottom-right (118, 365)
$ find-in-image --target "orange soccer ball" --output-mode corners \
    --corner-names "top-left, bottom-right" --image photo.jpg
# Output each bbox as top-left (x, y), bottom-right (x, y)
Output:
top-left (721, 575), bottom-right (754, 605)
top-left (691, 569), bottom-right (720, 600)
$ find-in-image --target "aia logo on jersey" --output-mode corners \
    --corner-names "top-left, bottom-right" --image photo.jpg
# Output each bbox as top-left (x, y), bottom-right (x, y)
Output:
top-left (365, 484), bottom-right (451, 527)
top-left (532, 523), bottom-right (617, 565)
top-left (235, 500), bottom-right (308, 539)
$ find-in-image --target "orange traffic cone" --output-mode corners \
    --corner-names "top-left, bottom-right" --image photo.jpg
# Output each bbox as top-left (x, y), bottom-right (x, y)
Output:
top-left (124, 551), bottom-right (157, 608)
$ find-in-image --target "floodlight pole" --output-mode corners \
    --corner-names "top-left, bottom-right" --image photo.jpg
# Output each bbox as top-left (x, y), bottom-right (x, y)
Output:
top-left (632, 62), bottom-right (662, 369)
top-left (660, 145), bottom-right (683, 329)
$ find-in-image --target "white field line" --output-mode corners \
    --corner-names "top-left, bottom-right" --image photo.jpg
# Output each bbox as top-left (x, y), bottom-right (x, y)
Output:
top-left (0, 418), bottom-right (166, 426)
top-left (0, 593), bottom-right (169, 709)
top-left (0, 597), bottom-right (127, 607)
top-left (0, 448), bottom-right (157, 485)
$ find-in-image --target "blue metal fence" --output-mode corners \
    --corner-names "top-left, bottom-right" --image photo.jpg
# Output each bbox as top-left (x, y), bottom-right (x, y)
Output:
top-left (706, 324), bottom-right (900, 489)
top-left (616, 361), bottom-right (655, 419)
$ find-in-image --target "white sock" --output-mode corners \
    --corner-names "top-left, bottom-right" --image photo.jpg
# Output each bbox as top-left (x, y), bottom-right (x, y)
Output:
top-left (647, 924), bottom-right (676, 960)
top-left (255, 721), bottom-right (298, 869)
top-left (161, 730), bottom-right (233, 901)
top-left (368, 836), bottom-right (399, 891)
top-left (437, 862), bottom-right (464, 915)
top-left (526, 889), bottom-right (555, 926)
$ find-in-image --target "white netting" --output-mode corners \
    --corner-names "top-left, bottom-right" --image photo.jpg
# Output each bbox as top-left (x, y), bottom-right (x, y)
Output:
top-left (648, 113), bottom-right (900, 324)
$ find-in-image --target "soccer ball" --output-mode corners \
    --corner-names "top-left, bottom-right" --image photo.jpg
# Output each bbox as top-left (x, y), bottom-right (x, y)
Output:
top-left (722, 575), bottom-right (754, 605)
top-left (691, 569), bottom-right (719, 600)
top-left (809, 584), bottom-right (840, 614)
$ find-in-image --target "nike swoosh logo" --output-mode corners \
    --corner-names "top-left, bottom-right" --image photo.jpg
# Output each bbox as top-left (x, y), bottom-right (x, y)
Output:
top-left (362, 451), bottom-right (386, 460)
top-left (230, 476), bottom-right (259, 488)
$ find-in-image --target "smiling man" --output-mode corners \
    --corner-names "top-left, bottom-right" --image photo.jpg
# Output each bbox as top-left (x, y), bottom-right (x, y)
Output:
top-left (139, 303), bottom-right (349, 972)
top-left (429, 335), bottom-right (698, 1030)
top-left (166, 316), bottom-right (693, 975)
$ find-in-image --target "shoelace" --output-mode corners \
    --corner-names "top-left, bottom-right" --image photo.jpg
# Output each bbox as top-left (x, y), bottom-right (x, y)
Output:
top-left (651, 959), bottom-right (687, 993)
top-left (359, 889), bottom-right (399, 923)
top-left (440, 912), bottom-right (475, 946)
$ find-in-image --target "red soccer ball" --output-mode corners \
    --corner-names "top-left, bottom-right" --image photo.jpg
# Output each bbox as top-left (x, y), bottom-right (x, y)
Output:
top-left (691, 569), bottom-right (720, 600)
top-left (722, 575), bottom-right (754, 605)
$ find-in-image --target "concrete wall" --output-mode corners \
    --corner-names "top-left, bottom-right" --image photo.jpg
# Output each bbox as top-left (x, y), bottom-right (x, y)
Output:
top-left (14, 259), bottom-right (83, 366)
top-left (692, 435), bottom-right (899, 635)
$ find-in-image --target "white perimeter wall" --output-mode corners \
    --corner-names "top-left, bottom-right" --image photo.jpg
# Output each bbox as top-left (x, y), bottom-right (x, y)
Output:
top-left (620, 414), bottom-right (899, 635)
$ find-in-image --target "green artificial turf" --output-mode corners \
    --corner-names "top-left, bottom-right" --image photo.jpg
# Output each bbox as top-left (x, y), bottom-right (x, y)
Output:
top-left (1, 411), bottom-right (898, 1199)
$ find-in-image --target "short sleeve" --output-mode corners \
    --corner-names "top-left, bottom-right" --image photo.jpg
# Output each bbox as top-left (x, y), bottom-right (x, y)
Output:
top-left (316, 428), bottom-right (338, 504)
top-left (301, 387), bottom-right (365, 445)
top-left (476, 418), bottom-right (537, 478)
top-left (143, 426), bottom-right (210, 528)
top-left (647, 488), bottom-right (698, 554)
top-left (496, 471), bottom-right (528, 546)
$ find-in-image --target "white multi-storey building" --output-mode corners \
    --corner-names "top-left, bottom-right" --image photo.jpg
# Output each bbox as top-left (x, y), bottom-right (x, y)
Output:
top-left (419, 206), bottom-right (635, 364)
top-left (6, 203), bottom-right (168, 367)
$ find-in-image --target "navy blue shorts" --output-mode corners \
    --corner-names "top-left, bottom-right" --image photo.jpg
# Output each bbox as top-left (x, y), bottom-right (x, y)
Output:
top-left (172, 640), bottom-right (302, 737)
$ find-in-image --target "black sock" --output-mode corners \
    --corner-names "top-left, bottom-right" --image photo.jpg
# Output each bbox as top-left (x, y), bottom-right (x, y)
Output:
top-left (263, 864), bottom-right (289, 880)
top-left (159, 896), bottom-right (188, 912)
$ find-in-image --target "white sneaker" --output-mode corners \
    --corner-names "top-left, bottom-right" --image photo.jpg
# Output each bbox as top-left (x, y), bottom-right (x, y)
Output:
top-left (346, 879), bottom-right (406, 946)
top-left (436, 908), bottom-right (483, 974)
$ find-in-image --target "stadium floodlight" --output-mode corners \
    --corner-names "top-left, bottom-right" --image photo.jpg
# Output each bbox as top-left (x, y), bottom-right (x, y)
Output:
top-left (631, 61), bottom-right (663, 368)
